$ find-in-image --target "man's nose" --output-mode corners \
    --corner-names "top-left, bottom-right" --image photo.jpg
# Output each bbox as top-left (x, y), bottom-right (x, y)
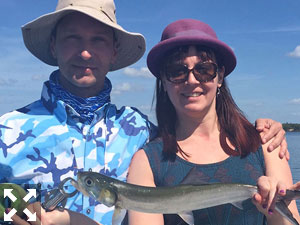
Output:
top-left (80, 50), bottom-right (92, 61)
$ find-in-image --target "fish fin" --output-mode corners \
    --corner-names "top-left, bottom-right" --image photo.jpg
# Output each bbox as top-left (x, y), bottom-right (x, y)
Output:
top-left (180, 167), bottom-right (209, 185)
top-left (178, 211), bottom-right (194, 225)
top-left (275, 200), bottom-right (299, 225)
top-left (231, 201), bottom-right (244, 210)
top-left (112, 206), bottom-right (127, 225)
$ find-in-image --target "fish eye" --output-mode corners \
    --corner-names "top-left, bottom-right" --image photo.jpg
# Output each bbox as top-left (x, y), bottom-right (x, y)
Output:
top-left (84, 177), bottom-right (94, 187)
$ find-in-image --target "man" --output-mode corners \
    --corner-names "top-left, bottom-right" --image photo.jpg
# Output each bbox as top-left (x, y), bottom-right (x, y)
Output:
top-left (0, 0), bottom-right (288, 225)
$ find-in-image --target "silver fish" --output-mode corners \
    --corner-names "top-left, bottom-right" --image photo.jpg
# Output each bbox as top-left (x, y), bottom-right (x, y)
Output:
top-left (71, 172), bottom-right (300, 225)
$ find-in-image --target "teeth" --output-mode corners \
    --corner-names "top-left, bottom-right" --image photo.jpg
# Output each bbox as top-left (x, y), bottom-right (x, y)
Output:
top-left (183, 93), bottom-right (201, 97)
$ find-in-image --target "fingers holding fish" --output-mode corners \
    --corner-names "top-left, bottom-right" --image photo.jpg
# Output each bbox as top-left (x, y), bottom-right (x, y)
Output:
top-left (257, 176), bottom-right (274, 210)
top-left (289, 181), bottom-right (300, 191)
top-left (269, 181), bottom-right (286, 215)
top-left (254, 176), bottom-right (287, 216)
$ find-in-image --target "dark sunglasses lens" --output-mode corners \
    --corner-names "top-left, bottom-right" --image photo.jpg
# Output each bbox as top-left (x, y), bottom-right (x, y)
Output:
top-left (164, 62), bottom-right (217, 84)
top-left (194, 63), bottom-right (217, 82)
top-left (165, 65), bottom-right (188, 83)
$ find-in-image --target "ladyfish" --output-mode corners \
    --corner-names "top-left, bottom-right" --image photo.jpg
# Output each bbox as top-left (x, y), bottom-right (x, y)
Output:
top-left (71, 171), bottom-right (300, 225)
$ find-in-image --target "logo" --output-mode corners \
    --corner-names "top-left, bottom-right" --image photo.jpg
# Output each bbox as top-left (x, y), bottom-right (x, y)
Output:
top-left (0, 183), bottom-right (41, 223)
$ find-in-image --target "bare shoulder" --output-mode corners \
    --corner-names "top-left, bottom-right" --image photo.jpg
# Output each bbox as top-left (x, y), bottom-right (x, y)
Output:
top-left (127, 149), bottom-right (155, 187)
top-left (131, 149), bottom-right (149, 164)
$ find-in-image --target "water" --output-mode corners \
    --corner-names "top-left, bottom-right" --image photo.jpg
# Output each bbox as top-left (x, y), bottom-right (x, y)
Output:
top-left (287, 132), bottom-right (300, 211)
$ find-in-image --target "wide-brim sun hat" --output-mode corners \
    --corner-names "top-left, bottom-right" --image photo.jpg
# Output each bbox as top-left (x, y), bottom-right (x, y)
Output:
top-left (147, 18), bottom-right (236, 77)
top-left (22, 0), bottom-right (145, 71)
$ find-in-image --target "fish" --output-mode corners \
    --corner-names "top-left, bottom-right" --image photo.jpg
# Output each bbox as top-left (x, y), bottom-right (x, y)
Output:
top-left (71, 171), bottom-right (300, 225)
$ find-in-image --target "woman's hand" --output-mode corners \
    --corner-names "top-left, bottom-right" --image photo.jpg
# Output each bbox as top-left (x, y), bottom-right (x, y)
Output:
top-left (255, 118), bottom-right (289, 160)
top-left (252, 176), bottom-right (286, 216)
top-left (253, 177), bottom-right (300, 224)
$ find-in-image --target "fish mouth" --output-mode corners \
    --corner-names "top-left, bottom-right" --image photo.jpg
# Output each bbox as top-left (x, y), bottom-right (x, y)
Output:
top-left (70, 176), bottom-right (90, 197)
top-left (70, 178), bottom-right (80, 190)
top-left (71, 173), bottom-right (98, 198)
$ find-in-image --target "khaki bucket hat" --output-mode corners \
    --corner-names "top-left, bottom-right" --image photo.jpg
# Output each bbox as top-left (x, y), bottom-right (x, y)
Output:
top-left (22, 0), bottom-right (146, 71)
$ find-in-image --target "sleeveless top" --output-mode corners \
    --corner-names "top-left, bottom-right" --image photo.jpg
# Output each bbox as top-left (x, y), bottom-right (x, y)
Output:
top-left (143, 138), bottom-right (267, 225)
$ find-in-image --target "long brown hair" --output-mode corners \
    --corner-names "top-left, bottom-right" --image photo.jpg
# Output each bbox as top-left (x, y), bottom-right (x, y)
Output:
top-left (155, 45), bottom-right (261, 161)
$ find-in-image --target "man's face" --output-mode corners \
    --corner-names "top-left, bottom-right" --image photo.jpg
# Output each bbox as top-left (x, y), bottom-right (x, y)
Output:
top-left (50, 12), bottom-right (116, 97)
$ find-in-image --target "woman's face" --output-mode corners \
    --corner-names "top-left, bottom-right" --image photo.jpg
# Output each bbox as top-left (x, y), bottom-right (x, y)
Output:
top-left (162, 45), bottom-right (224, 119)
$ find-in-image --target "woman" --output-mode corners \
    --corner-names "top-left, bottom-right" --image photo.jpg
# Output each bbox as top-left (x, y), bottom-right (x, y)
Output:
top-left (127, 19), bottom-right (299, 225)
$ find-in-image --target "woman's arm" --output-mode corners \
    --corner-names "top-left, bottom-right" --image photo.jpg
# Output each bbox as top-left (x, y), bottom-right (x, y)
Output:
top-left (127, 149), bottom-right (164, 225)
top-left (254, 139), bottom-right (299, 225)
top-left (255, 118), bottom-right (288, 159)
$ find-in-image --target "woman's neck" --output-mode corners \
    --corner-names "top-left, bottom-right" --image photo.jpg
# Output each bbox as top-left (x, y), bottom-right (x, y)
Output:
top-left (176, 106), bottom-right (219, 141)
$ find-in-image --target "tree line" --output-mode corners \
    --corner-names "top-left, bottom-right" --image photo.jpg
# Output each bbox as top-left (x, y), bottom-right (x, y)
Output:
top-left (282, 123), bottom-right (300, 132)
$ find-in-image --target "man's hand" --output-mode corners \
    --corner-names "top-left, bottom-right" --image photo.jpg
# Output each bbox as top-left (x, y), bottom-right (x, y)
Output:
top-left (9, 202), bottom-right (41, 225)
top-left (10, 202), bottom-right (101, 225)
top-left (255, 118), bottom-right (289, 160)
top-left (10, 201), bottom-right (71, 225)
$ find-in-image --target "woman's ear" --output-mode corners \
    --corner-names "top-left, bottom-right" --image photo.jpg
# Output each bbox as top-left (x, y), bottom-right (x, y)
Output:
top-left (217, 66), bottom-right (225, 87)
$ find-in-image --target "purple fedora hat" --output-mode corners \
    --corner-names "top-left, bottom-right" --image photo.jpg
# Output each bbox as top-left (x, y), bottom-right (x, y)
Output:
top-left (147, 19), bottom-right (236, 77)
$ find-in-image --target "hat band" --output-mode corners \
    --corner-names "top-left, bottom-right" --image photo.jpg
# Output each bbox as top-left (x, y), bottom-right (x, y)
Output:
top-left (164, 29), bottom-right (216, 41)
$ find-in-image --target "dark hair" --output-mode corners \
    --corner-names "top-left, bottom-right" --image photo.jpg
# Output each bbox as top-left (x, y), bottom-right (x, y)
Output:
top-left (155, 45), bottom-right (261, 161)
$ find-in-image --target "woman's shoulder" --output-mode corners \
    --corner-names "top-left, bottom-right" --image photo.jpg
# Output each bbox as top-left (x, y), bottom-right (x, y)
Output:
top-left (143, 137), bottom-right (163, 153)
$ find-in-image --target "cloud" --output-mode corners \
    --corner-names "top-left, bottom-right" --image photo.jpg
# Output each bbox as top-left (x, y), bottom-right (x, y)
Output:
top-left (225, 26), bottom-right (300, 35)
top-left (291, 112), bottom-right (300, 116)
top-left (0, 78), bottom-right (18, 86)
top-left (287, 45), bottom-right (300, 58)
top-left (31, 74), bottom-right (49, 81)
top-left (123, 67), bottom-right (153, 78)
top-left (138, 105), bottom-right (153, 111)
top-left (112, 82), bottom-right (132, 95)
top-left (269, 26), bottom-right (300, 33)
top-left (289, 98), bottom-right (300, 104)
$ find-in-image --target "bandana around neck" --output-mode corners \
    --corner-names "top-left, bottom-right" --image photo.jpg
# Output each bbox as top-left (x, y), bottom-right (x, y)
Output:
top-left (49, 70), bottom-right (112, 123)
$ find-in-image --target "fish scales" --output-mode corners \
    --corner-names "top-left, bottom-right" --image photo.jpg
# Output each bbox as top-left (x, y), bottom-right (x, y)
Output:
top-left (115, 182), bottom-right (256, 213)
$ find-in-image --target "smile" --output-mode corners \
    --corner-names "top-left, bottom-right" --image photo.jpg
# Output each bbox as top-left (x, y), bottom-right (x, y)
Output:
top-left (182, 92), bottom-right (202, 97)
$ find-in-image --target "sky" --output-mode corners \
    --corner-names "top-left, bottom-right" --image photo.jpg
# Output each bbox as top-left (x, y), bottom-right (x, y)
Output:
top-left (0, 0), bottom-right (299, 124)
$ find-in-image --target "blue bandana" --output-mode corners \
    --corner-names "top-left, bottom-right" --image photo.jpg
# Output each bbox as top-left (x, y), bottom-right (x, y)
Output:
top-left (49, 70), bottom-right (112, 123)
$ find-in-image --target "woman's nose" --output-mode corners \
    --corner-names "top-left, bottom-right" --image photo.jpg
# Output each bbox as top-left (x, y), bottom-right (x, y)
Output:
top-left (186, 70), bottom-right (200, 84)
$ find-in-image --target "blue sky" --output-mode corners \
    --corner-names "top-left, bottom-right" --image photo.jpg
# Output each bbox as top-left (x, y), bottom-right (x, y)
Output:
top-left (0, 0), bottom-right (299, 124)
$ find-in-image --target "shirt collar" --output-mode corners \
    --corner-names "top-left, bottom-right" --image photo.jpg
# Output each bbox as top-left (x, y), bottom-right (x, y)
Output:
top-left (41, 78), bottom-right (110, 125)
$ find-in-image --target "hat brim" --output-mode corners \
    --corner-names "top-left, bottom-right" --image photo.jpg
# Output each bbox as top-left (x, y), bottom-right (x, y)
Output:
top-left (147, 36), bottom-right (236, 77)
top-left (22, 6), bottom-right (145, 71)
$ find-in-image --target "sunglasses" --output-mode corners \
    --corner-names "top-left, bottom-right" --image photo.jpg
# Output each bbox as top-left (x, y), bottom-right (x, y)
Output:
top-left (163, 61), bottom-right (218, 84)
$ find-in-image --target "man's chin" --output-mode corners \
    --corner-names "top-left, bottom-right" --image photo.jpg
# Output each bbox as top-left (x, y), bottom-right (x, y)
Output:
top-left (72, 82), bottom-right (96, 89)
top-left (71, 77), bottom-right (97, 88)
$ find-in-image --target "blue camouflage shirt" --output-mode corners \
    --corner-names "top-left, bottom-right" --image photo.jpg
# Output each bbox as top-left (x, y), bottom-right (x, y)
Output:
top-left (0, 78), bottom-right (156, 224)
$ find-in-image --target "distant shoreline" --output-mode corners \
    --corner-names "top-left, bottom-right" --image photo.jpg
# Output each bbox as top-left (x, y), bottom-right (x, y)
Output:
top-left (283, 123), bottom-right (300, 132)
